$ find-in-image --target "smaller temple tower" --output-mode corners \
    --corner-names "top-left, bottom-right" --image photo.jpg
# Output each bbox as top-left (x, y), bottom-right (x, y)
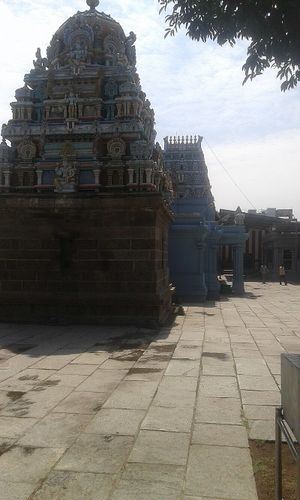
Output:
top-left (164, 135), bottom-right (215, 219)
top-left (164, 135), bottom-right (220, 300)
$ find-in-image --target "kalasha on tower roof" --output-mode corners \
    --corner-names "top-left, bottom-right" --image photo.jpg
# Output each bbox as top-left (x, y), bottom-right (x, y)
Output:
top-left (0, 0), bottom-right (172, 198)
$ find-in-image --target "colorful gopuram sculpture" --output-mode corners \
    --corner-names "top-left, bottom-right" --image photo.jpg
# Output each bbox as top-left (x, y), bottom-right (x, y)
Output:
top-left (0, 0), bottom-right (173, 325)
top-left (1, 0), bottom-right (169, 196)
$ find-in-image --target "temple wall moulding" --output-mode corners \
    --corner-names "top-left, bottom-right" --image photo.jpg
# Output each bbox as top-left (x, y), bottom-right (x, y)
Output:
top-left (164, 135), bottom-right (203, 146)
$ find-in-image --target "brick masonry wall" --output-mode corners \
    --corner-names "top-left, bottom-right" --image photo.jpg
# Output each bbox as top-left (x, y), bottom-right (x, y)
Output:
top-left (0, 193), bottom-right (173, 326)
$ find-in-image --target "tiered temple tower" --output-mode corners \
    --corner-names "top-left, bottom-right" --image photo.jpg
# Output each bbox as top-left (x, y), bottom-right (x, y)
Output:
top-left (164, 135), bottom-right (220, 300)
top-left (164, 135), bottom-right (248, 299)
top-left (0, 0), bottom-right (173, 325)
top-left (164, 135), bottom-right (215, 219)
top-left (1, 0), bottom-right (169, 196)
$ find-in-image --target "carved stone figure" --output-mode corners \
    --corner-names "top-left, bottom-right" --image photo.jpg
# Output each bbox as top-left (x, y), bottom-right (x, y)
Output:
top-left (33, 48), bottom-right (48, 70)
top-left (62, 16), bottom-right (94, 66)
top-left (67, 92), bottom-right (78, 119)
top-left (104, 80), bottom-right (118, 98)
top-left (234, 206), bottom-right (245, 225)
top-left (125, 32), bottom-right (137, 66)
top-left (54, 158), bottom-right (77, 193)
top-left (61, 141), bottom-right (75, 158)
top-left (0, 139), bottom-right (10, 164)
top-left (104, 34), bottom-right (123, 58)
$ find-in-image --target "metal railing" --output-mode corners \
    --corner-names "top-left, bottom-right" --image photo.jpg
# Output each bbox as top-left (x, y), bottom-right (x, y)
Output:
top-left (275, 407), bottom-right (300, 500)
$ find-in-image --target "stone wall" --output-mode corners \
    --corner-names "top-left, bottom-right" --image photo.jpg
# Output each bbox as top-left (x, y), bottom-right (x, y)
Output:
top-left (0, 193), bottom-right (173, 326)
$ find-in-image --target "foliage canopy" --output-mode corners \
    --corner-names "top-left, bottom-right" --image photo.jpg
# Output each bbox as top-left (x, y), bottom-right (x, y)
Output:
top-left (159, 0), bottom-right (300, 90)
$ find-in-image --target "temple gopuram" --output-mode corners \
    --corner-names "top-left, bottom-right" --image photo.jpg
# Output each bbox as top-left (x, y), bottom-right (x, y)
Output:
top-left (0, 0), bottom-right (174, 325)
top-left (164, 135), bottom-right (248, 300)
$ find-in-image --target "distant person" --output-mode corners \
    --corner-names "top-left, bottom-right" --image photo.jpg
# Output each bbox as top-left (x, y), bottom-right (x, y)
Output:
top-left (279, 265), bottom-right (287, 285)
top-left (260, 264), bottom-right (268, 284)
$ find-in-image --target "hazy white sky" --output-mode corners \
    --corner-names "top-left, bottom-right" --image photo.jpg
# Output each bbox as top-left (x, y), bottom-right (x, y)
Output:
top-left (0, 0), bottom-right (299, 217)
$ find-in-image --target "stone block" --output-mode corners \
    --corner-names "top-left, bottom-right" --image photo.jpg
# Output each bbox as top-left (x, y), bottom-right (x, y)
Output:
top-left (0, 194), bottom-right (173, 326)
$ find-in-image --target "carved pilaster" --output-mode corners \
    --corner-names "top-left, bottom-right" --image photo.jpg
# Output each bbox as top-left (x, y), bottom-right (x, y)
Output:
top-left (195, 236), bottom-right (208, 300)
top-left (96, 103), bottom-right (102, 118)
top-left (127, 168), bottom-right (134, 184)
top-left (3, 168), bottom-right (11, 188)
top-left (36, 169), bottom-right (43, 185)
top-left (107, 169), bottom-right (113, 186)
top-left (93, 168), bottom-right (101, 185)
top-left (145, 167), bottom-right (152, 184)
top-left (232, 243), bottom-right (245, 295)
top-left (116, 101), bottom-right (122, 118)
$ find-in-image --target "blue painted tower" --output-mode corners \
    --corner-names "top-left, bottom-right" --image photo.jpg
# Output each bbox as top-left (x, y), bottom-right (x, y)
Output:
top-left (164, 135), bottom-right (220, 300)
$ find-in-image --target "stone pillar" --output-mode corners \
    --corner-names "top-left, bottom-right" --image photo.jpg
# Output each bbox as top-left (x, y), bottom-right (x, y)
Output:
top-left (145, 168), bottom-right (152, 184)
top-left (205, 239), bottom-right (220, 300)
top-left (273, 247), bottom-right (280, 275)
top-left (96, 102), bottom-right (102, 118)
top-left (3, 168), bottom-right (11, 188)
top-left (232, 243), bottom-right (245, 295)
top-left (138, 168), bottom-right (143, 185)
top-left (93, 168), bottom-right (101, 185)
top-left (196, 238), bottom-right (208, 301)
top-left (36, 169), bottom-right (43, 185)
top-left (107, 170), bottom-right (113, 186)
top-left (116, 102), bottom-right (122, 118)
top-left (128, 168), bottom-right (134, 184)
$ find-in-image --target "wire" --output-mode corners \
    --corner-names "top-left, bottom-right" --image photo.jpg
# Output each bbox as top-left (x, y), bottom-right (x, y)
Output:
top-left (203, 137), bottom-right (257, 210)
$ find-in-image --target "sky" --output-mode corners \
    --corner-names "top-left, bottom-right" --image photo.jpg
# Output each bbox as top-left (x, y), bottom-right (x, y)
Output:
top-left (0, 0), bottom-right (299, 217)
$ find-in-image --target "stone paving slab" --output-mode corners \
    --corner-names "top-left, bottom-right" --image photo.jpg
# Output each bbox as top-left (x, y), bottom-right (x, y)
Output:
top-left (195, 396), bottom-right (243, 425)
top-left (0, 445), bottom-right (65, 483)
top-left (186, 444), bottom-right (257, 499)
top-left (32, 471), bottom-right (115, 500)
top-left (141, 405), bottom-right (194, 433)
top-left (128, 430), bottom-right (190, 466)
top-left (192, 423), bottom-right (249, 447)
top-left (84, 408), bottom-right (146, 436)
top-left (56, 434), bottom-right (135, 474)
top-left (111, 463), bottom-right (185, 500)
top-left (0, 480), bottom-right (36, 500)
top-left (0, 282), bottom-right (299, 498)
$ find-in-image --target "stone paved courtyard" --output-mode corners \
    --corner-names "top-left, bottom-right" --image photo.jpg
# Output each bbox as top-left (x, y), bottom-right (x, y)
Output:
top-left (0, 282), bottom-right (299, 499)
